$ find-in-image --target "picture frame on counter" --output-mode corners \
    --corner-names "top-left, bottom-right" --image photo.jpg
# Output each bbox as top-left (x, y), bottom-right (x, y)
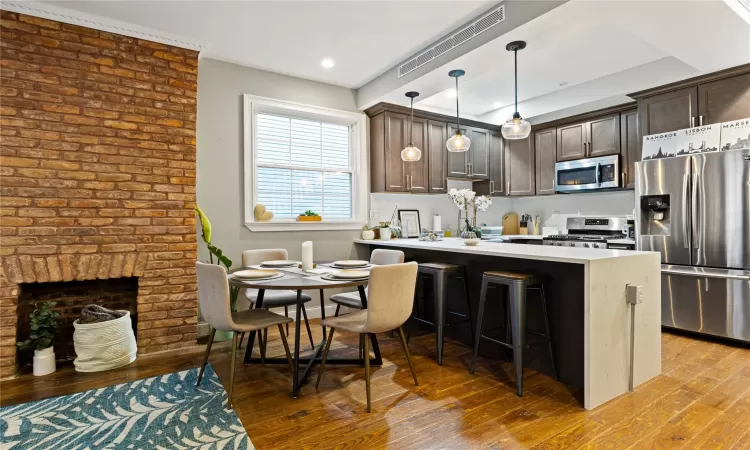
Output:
top-left (397, 210), bottom-right (421, 239)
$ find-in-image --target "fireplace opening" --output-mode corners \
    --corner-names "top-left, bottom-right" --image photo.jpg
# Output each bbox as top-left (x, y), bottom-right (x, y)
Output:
top-left (16, 278), bottom-right (138, 372)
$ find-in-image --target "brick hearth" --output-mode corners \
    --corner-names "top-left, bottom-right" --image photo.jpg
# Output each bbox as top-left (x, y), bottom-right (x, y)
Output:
top-left (0, 11), bottom-right (199, 378)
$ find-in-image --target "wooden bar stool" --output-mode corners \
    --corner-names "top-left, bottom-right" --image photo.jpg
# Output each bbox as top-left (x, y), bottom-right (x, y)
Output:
top-left (411, 262), bottom-right (474, 365)
top-left (469, 270), bottom-right (557, 396)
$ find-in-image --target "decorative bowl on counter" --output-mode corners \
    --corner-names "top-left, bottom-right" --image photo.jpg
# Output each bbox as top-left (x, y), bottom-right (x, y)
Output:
top-left (462, 231), bottom-right (480, 246)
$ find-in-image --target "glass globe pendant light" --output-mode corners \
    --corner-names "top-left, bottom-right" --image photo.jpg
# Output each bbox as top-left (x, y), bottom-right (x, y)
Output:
top-left (501, 41), bottom-right (531, 140)
top-left (401, 91), bottom-right (422, 162)
top-left (446, 70), bottom-right (471, 152)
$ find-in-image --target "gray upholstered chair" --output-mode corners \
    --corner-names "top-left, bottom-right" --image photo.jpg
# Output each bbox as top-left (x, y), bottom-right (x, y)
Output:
top-left (240, 249), bottom-right (314, 352)
top-left (195, 262), bottom-right (294, 409)
top-left (329, 249), bottom-right (404, 316)
top-left (316, 262), bottom-right (419, 412)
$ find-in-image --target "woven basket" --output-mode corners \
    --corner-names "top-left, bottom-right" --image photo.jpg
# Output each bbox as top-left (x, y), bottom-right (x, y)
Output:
top-left (73, 311), bottom-right (137, 372)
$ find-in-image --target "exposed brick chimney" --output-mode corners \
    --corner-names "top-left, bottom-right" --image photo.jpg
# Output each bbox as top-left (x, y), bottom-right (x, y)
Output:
top-left (0, 10), bottom-right (199, 378)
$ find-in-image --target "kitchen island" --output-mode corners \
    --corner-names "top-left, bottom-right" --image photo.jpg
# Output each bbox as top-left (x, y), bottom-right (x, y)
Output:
top-left (354, 238), bottom-right (661, 410)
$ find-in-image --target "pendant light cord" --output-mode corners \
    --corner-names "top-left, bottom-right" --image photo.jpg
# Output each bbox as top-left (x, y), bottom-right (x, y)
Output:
top-left (409, 96), bottom-right (414, 146)
top-left (455, 76), bottom-right (460, 129)
top-left (514, 49), bottom-right (518, 114)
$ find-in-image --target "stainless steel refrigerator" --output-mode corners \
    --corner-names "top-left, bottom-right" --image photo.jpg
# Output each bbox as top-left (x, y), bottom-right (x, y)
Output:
top-left (635, 149), bottom-right (750, 342)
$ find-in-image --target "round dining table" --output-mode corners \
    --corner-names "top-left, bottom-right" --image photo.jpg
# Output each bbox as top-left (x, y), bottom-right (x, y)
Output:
top-left (228, 264), bottom-right (382, 398)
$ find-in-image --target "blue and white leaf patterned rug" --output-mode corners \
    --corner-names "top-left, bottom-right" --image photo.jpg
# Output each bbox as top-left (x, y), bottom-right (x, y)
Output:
top-left (0, 364), bottom-right (254, 449)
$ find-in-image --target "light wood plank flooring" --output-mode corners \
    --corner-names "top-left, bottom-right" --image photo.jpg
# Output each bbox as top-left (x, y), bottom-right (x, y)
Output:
top-left (2, 321), bottom-right (749, 449)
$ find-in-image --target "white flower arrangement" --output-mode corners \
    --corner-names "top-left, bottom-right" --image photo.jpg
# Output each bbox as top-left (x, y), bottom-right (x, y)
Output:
top-left (475, 195), bottom-right (492, 212)
top-left (447, 189), bottom-right (492, 236)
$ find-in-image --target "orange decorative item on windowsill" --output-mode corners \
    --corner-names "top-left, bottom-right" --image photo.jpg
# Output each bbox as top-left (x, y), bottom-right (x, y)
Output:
top-left (297, 210), bottom-right (322, 222)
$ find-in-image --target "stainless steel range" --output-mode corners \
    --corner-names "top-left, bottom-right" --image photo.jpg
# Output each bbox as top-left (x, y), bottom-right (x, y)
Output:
top-left (543, 217), bottom-right (634, 250)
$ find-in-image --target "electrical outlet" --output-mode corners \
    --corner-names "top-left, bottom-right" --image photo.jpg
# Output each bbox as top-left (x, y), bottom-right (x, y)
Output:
top-left (626, 284), bottom-right (643, 304)
top-left (370, 210), bottom-right (379, 219)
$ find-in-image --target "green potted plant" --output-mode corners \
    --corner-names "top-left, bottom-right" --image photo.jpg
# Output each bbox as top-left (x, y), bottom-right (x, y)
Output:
top-left (297, 210), bottom-right (322, 222)
top-left (17, 301), bottom-right (59, 376)
top-left (196, 206), bottom-right (240, 342)
top-left (361, 225), bottom-right (376, 240)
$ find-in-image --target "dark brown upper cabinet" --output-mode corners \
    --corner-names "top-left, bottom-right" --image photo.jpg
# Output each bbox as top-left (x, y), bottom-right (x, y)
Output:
top-left (446, 124), bottom-right (470, 178)
top-left (406, 117), bottom-right (429, 193)
top-left (488, 132), bottom-right (505, 195)
top-left (468, 127), bottom-right (490, 179)
top-left (637, 86), bottom-right (698, 138)
top-left (534, 128), bottom-right (556, 195)
top-left (505, 135), bottom-right (535, 196)
top-left (620, 108), bottom-right (638, 189)
top-left (697, 72), bottom-right (750, 125)
top-left (556, 114), bottom-right (619, 161)
top-left (556, 122), bottom-right (586, 161)
top-left (369, 111), bottom-right (428, 193)
top-left (587, 114), bottom-right (620, 157)
top-left (427, 120), bottom-right (448, 193)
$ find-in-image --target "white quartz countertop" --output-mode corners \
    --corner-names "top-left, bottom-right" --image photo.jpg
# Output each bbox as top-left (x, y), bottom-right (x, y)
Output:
top-left (354, 238), bottom-right (653, 264)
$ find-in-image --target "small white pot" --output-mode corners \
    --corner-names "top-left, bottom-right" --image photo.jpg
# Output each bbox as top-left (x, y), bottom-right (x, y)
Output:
top-left (33, 346), bottom-right (56, 376)
top-left (361, 229), bottom-right (375, 240)
top-left (380, 227), bottom-right (392, 240)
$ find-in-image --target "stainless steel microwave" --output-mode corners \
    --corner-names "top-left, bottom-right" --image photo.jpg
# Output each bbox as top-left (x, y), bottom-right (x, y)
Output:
top-left (554, 154), bottom-right (620, 193)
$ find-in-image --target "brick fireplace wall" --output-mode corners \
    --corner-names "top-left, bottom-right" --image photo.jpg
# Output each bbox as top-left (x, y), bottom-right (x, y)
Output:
top-left (0, 11), bottom-right (199, 378)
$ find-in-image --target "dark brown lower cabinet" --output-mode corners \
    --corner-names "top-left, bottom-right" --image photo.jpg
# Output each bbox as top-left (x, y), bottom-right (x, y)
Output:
top-left (534, 128), bottom-right (556, 195)
top-left (506, 135), bottom-right (535, 196)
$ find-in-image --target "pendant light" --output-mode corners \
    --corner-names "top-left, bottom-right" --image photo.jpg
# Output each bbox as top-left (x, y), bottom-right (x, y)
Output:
top-left (446, 70), bottom-right (471, 152)
top-left (501, 41), bottom-right (531, 140)
top-left (401, 91), bottom-right (422, 162)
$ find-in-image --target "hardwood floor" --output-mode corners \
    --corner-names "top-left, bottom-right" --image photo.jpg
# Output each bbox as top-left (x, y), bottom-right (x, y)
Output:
top-left (2, 321), bottom-right (750, 449)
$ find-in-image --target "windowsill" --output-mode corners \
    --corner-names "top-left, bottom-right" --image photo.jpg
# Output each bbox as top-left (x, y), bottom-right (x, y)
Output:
top-left (244, 220), bottom-right (366, 232)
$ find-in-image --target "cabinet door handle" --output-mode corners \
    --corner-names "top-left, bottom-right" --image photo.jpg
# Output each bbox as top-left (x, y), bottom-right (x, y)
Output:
top-left (583, 142), bottom-right (587, 155)
top-left (691, 116), bottom-right (695, 127)
top-left (490, 180), bottom-right (495, 193)
top-left (408, 175), bottom-right (412, 191)
top-left (507, 181), bottom-right (510, 194)
top-left (622, 172), bottom-right (626, 187)
top-left (699, 115), bottom-right (703, 126)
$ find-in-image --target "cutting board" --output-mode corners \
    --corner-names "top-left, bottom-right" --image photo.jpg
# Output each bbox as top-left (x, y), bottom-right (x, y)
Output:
top-left (502, 213), bottom-right (519, 235)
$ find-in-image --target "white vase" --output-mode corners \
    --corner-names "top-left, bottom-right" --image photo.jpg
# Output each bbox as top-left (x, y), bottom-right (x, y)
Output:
top-left (33, 346), bottom-right (56, 376)
top-left (380, 227), bottom-right (391, 240)
top-left (361, 229), bottom-right (375, 240)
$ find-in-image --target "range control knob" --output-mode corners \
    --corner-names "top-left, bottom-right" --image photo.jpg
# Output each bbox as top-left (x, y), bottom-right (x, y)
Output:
top-left (592, 243), bottom-right (600, 248)
top-left (568, 243), bottom-right (576, 247)
top-left (583, 243), bottom-right (590, 248)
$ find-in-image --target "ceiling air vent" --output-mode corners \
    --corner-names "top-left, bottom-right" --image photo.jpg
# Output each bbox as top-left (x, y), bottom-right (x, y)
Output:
top-left (397, 4), bottom-right (505, 78)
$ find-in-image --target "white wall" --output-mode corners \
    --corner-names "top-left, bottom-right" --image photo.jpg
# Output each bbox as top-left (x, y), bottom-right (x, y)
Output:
top-left (196, 58), bottom-right (363, 315)
top-left (370, 189), bottom-right (635, 234)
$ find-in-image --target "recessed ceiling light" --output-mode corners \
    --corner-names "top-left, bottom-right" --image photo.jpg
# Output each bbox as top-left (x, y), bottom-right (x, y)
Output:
top-left (559, 81), bottom-right (570, 87)
top-left (446, 88), bottom-right (457, 98)
top-left (320, 58), bottom-right (335, 69)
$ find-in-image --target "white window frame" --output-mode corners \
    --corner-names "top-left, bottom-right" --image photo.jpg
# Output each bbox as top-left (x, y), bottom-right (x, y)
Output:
top-left (243, 94), bottom-right (368, 232)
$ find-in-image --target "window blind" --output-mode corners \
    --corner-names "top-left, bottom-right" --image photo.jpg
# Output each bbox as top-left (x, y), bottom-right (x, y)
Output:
top-left (255, 113), bottom-right (352, 219)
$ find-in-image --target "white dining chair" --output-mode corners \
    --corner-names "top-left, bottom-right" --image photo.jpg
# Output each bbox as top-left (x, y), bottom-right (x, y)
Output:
top-left (315, 262), bottom-right (419, 412)
top-left (239, 249), bottom-right (315, 355)
top-left (329, 249), bottom-right (404, 316)
top-left (195, 262), bottom-right (294, 409)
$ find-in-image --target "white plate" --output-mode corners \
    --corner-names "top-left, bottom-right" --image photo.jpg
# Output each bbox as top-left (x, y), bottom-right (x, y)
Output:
top-left (233, 269), bottom-right (279, 279)
top-left (332, 260), bottom-right (369, 267)
top-left (260, 260), bottom-right (299, 267)
top-left (330, 270), bottom-right (370, 279)
top-left (331, 263), bottom-right (372, 270)
top-left (322, 273), bottom-right (368, 282)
